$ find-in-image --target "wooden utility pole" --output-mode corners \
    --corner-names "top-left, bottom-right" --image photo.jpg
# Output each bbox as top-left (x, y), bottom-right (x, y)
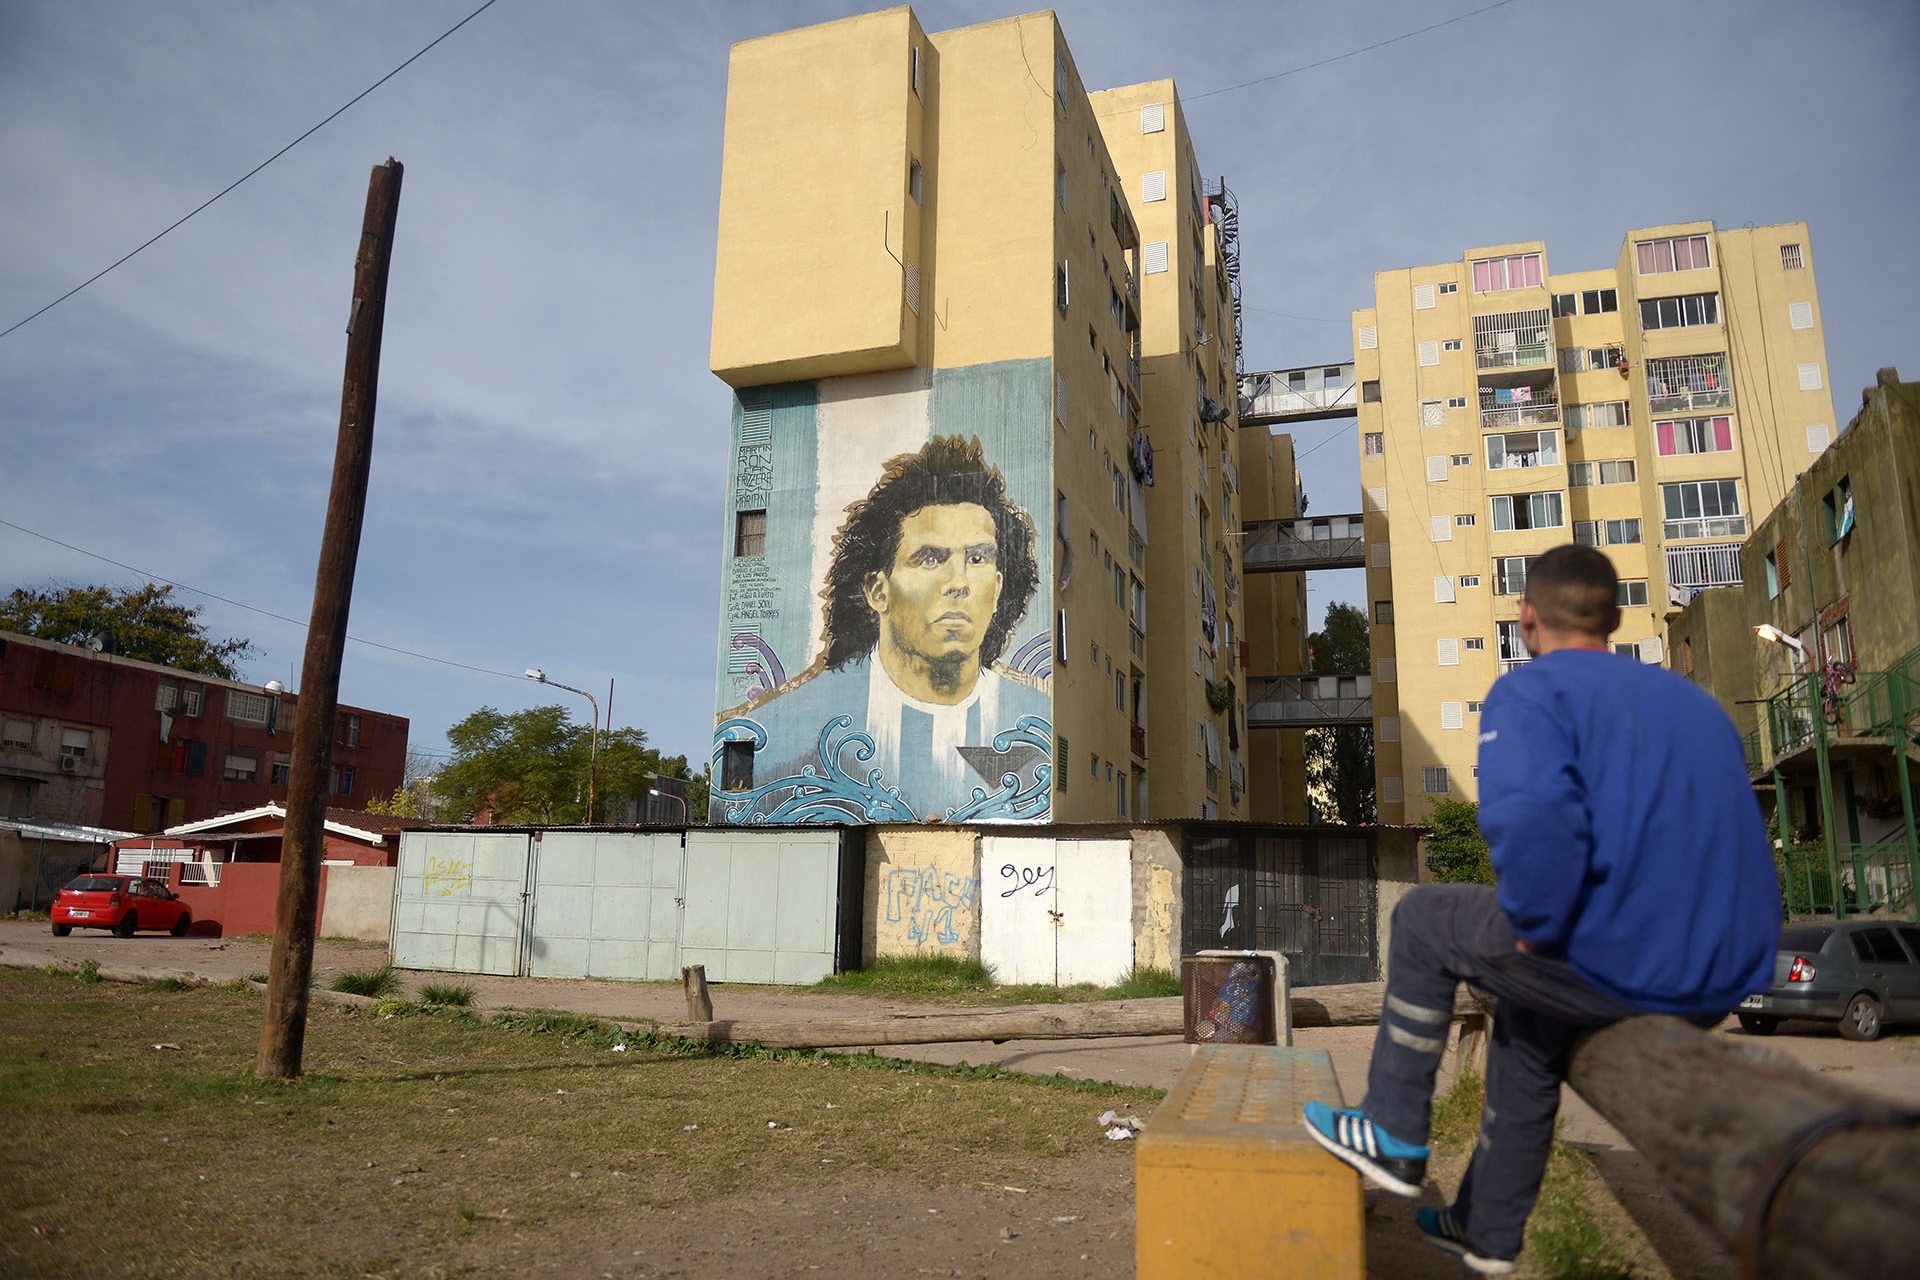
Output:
top-left (257, 158), bottom-right (403, 1079)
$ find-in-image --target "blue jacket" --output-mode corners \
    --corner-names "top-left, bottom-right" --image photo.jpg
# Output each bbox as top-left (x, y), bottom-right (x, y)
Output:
top-left (1477, 649), bottom-right (1778, 1013)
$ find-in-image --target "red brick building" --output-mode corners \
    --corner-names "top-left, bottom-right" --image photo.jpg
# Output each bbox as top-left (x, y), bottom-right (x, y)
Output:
top-left (0, 631), bottom-right (407, 831)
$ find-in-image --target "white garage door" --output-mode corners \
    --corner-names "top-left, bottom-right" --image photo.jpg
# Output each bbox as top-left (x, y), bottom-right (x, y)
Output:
top-left (980, 836), bottom-right (1133, 986)
top-left (390, 832), bottom-right (531, 975)
top-left (527, 832), bottom-right (684, 981)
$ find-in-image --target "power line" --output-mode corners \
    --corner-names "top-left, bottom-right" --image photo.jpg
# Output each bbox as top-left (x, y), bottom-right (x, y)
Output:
top-left (1185, 0), bottom-right (1527, 103)
top-left (0, 0), bottom-right (503, 343)
top-left (1244, 303), bottom-right (1348, 325)
top-left (0, 516), bottom-right (526, 683)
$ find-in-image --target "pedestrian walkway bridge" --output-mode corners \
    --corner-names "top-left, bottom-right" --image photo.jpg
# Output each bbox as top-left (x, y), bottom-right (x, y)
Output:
top-left (1239, 363), bottom-right (1358, 427)
top-left (1245, 674), bottom-right (1372, 730)
top-left (1241, 513), bottom-right (1366, 573)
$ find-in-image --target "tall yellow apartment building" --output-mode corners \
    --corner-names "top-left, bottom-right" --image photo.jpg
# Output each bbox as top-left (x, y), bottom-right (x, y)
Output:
top-left (706, 7), bottom-right (1252, 824)
top-left (1355, 222), bottom-right (1839, 823)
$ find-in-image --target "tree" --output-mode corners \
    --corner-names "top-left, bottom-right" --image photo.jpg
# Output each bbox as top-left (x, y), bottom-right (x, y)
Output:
top-left (1305, 601), bottom-right (1376, 823)
top-left (0, 582), bottom-right (255, 679)
top-left (434, 705), bottom-right (693, 825)
top-left (1425, 798), bottom-right (1495, 884)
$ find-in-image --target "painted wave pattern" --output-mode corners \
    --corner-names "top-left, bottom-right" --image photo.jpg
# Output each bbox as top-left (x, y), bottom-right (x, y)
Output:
top-left (711, 714), bottom-right (1053, 825)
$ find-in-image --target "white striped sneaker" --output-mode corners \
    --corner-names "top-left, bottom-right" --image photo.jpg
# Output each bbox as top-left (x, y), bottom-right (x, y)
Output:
top-left (1416, 1206), bottom-right (1517, 1276)
top-left (1300, 1101), bottom-right (1428, 1197)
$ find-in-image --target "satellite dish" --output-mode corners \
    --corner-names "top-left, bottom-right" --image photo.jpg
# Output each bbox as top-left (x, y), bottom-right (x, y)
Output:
top-left (84, 634), bottom-right (105, 653)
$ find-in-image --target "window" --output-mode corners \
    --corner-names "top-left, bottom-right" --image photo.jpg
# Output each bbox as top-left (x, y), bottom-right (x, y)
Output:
top-left (1055, 259), bottom-right (1070, 310)
top-left (1419, 340), bottom-right (1439, 367)
top-left (1358, 324), bottom-right (1378, 350)
top-left (1574, 518), bottom-right (1643, 547)
top-left (1443, 339), bottom-right (1463, 352)
top-left (1490, 491), bottom-right (1564, 531)
top-left (1454, 513), bottom-right (1476, 526)
top-left (1588, 345), bottom-right (1625, 370)
top-left (1459, 574), bottom-right (1481, 588)
top-left (1141, 102), bottom-right (1165, 133)
top-left (340, 713), bottom-right (361, 747)
top-left (1468, 700), bottom-right (1484, 713)
top-left (734, 509), bottom-right (767, 557)
top-left (2, 718), bottom-right (32, 749)
top-left (154, 682), bottom-right (178, 712)
top-left (1363, 431), bottom-right (1384, 455)
top-left (1426, 455), bottom-right (1448, 482)
top-left (721, 740), bottom-right (754, 792)
top-left (1382, 777), bottom-right (1404, 804)
top-left (1441, 702), bottom-right (1464, 731)
top-left (1362, 380), bottom-right (1381, 403)
top-left (1374, 600), bottom-right (1395, 625)
top-left (1142, 169), bottom-right (1167, 203)
top-left (1423, 766), bottom-right (1451, 795)
top-left (910, 43), bottom-right (924, 97)
top-left (1378, 657), bottom-right (1397, 683)
top-left (1493, 556), bottom-right (1538, 596)
top-left (1143, 241), bottom-right (1168, 274)
top-left (1415, 283), bottom-right (1436, 310)
top-left (1485, 429), bottom-right (1559, 470)
top-left (226, 691), bottom-right (270, 726)
top-left (1379, 716), bottom-right (1400, 742)
top-left (1568, 459), bottom-right (1637, 486)
top-left (1471, 253), bottom-right (1542, 293)
top-left (1638, 293), bottom-right (1720, 331)
top-left (1825, 477), bottom-right (1853, 543)
top-left (1464, 638), bottom-right (1486, 651)
top-left (1439, 282), bottom-right (1458, 295)
top-left (1434, 576), bottom-right (1456, 603)
top-left (1451, 454), bottom-right (1472, 467)
top-left (1764, 551), bottom-right (1780, 598)
top-left (908, 157), bottom-right (923, 205)
top-left (224, 754), bottom-right (258, 783)
top-left (1420, 399), bottom-right (1445, 427)
top-left (1498, 621), bottom-right (1528, 665)
top-left (335, 766), bottom-right (355, 797)
top-left (1557, 346), bottom-right (1585, 373)
top-left (1616, 580), bottom-right (1650, 607)
top-left (1635, 234), bottom-right (1711, 274)
top-left (1324, 366), bottom-right (1345, 382)
top-left (1806, 423), bottom-right (1831, 453)
top-left (1780, 242), bottom-right (1803, 270)
top-left (270, 753), bottom-right (291, 786)
top-left (1661, 479), bottom-right (1745, 540)
top-left (1056, 158), bottom-right (1068, 209)
top-left (1565, 401), bottom-right (1630, 432)
top-left (1430, 515), bottom-right (1453, 543)
top-left (1823, 614), bottom-right (1855, 667)
top-left (1798, 362), bottom-right (1822, 391)
top-left (1581, 288), bottom-right (1619, 314)
top-left (1091, 752), bottom-right (1100, 780)
top-left (1788, 302), bottom-right (1814, 330)
top-left (60, 728), bottom-right (92, 760)
top-left (1551, 292), bottom-right (1576, 318)
top-left (1437, 638), bottom-right (1460, 665)
top-left (1655, 416), bottom-right (1734, 456)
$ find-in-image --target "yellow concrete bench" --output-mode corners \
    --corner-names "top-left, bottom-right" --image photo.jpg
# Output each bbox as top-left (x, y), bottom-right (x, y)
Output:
top-left (1136, 1044), bottom-right (1364, 1279)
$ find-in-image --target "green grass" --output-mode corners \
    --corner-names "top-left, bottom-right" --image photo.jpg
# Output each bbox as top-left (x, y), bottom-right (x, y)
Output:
top-left (138, 977), bottom-right (195, 993)
top-left (0, 967), bottom-right (1143, 1277)
top-left (420, 982), bottom-right (475, 1007)
top-left (811, 955), bottom-right (1181, 1005)
top-left (328, 964), bottom-right (402, 998)
top-left (1428, 1070), bottom-right (1647, 1279)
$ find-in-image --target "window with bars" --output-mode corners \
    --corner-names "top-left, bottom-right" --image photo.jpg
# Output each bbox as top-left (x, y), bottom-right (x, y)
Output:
top-left (226, 692), bottom-right (270, 726)
top-left (1474, 309), bottom-right (1552, 368)
top-left (1646, 353), bottom-right (1732, 413)
top-left (1780, 242), bottom-right (1803, 270)
top-left (1423, 766), bottom-right (1451, 794)
top-left (1374, 600), bottom-right (1395, 625)
top-left (1364, 431), bottom-right (1384, 455)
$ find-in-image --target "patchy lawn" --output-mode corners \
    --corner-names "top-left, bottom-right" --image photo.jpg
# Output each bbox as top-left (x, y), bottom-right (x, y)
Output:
top-left (810, 954), bottom-right (1181, 1005)
top-left (0, 968), bottom-right (1151, 1278)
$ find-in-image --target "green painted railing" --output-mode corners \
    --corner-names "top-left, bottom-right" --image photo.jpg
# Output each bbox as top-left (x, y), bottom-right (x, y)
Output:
top-left (1760, 644), bottom-right (1920, 765)
top-left (1782, 840), bottom-right (1917, 920)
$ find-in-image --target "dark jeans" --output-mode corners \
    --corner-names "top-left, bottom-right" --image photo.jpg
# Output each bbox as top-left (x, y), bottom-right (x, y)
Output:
top-left (1359, 884), bottom-right (1716, 1259)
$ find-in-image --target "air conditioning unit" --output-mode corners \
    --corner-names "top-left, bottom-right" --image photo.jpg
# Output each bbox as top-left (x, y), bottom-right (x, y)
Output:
top-left (58, 755), bottom-right (78, 772)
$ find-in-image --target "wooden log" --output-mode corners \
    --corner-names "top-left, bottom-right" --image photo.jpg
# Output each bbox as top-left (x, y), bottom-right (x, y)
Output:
top-left (638, 982), bottom-right (1482, 1049)
top-left (682, 964), bottom-right (713, 1022)
top-left (1568, 1016), bottom-right (1920, 1280)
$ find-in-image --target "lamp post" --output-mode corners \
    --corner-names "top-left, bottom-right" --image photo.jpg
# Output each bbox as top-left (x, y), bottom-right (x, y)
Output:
top-left (648, 785), bottom-right (690, 825)
top-left (525, 668), bottom-right (600, 825)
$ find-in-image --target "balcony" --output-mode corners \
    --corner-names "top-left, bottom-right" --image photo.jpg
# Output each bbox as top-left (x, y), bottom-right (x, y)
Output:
top-left (1240, 514), bottom-right (1366, 572)
top-left (1665, 542), bottom-right (1742, 593)
top-left (1663, 516), bottom-right (1748, 542)
top-left (1478, 368), bottom-right (1560, 430)
top-left (1130, 723), bottom-right (1147, 759)
top-left (1473, 309), bottom-right (1554, 370)
top-left (1129, 624), bottom-right (1146, 661)
top-left (1646, 353), bottom-right (1733, 415)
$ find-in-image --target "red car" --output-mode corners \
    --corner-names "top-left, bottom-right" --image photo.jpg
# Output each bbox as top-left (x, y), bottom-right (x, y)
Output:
top-left (50, 874), bottom-right (192, 938)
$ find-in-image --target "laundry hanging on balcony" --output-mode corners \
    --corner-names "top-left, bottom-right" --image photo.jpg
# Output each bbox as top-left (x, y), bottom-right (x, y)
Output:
top-left (1128, 429), bottom-right (1156, 486)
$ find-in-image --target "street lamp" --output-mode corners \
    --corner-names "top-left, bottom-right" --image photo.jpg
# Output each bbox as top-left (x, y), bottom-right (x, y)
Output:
top-left (648, 786), bottom-right (690, 825)
top-left (525, 667), bottom-right (601, 824)
top-left (1752, 624), bottom-right (1807, 658)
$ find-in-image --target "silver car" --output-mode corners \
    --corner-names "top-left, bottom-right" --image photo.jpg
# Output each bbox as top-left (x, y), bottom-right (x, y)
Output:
top-left (1738, 920), bottom-right (1920, 1041)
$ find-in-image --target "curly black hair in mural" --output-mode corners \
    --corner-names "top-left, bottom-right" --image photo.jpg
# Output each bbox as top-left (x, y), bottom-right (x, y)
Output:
top-left (821, 435), bottom-right (1038, 672)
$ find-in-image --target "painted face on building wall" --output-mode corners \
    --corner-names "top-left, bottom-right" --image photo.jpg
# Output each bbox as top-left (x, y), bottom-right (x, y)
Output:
top-left (863, 502), bottom-right (1002, 704)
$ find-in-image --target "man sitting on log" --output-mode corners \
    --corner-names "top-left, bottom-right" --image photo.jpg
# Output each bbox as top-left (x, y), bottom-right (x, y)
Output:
top-left (1301, 543), bottom-right (1779, 1275)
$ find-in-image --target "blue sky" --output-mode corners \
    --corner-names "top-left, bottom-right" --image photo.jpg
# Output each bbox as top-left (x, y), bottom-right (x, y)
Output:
top-left (2, 0), bottom-right (1915, 772)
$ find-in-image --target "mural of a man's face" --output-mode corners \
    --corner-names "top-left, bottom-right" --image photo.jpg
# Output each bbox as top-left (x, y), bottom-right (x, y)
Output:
top-left (863, 502), bottom-right (1003, 701)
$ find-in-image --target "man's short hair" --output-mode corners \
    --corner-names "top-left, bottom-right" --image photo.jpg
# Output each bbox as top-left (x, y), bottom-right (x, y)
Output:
top-left (821, 435), bottom-right (1038, 671)
top-left (1523, 544), bottom-right (1620, 637)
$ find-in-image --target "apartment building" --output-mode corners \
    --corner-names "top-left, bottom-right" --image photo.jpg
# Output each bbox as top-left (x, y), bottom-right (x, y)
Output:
top-left (706, 7), bottom-right (1248, 824)
top-left (1354, 222), bottom-right (1838, 822)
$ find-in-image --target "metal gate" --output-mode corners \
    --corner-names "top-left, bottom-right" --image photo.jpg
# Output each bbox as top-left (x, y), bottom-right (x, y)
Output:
top-left (1181, 829), bottom-right (1378, 986)
top-left (391, 832), bottom-right (532, 975)
top-left (679, 829), bottom-right (841, 984)
top-left (526, 831), bottom-right (684, 981)
top-left (980, 836), bottom-right (1133, 986)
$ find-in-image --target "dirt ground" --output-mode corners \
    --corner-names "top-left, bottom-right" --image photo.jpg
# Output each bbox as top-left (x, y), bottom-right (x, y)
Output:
top-left (9, 919), bottom-right (1919, 1278)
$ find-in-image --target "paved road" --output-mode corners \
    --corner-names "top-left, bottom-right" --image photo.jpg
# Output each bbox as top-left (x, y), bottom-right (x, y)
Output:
top-left (11, 918), bottom-right (1920, 1278)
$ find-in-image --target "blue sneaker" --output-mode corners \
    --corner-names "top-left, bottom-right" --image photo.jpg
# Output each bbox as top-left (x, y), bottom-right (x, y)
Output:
top-left (1300, 1101), bottom-right (1427, 1197)
top-left (1416, 1206), bottom-right (1516, 1276)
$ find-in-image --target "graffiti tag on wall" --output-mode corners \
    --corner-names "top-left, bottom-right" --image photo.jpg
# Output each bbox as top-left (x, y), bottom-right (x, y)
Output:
top-left (423, 855), bottom-right (473, 898)
top-left (997, 862), bottom-right (1055, 899)
top-left (885, 866), bottom-right (981, 947)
